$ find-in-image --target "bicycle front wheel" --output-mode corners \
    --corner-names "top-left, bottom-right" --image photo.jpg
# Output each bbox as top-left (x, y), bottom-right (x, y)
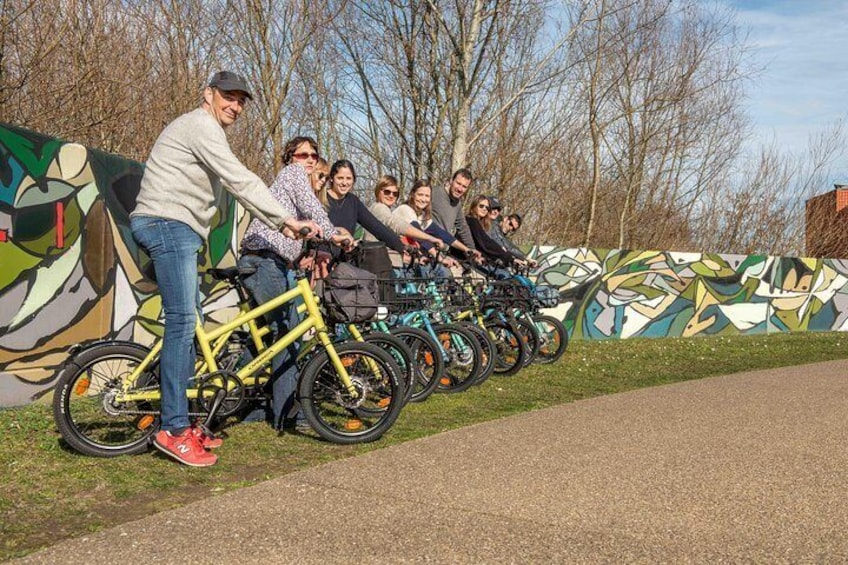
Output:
top-left (487, 320), bottom-right (526, 376)
top-left (533, 315), bottom-right (568, 364)
top-left (433, 324), bottom-right (482, 394)
top-left (362, 331), bottom-right (415, 405)
top-left (298, 341), bottom-right (404, 444)
top-left (516, 317), bottom-right (541, 367)
top-left (52, 342), bottom-right (159, 457)
top-left (390, 325), bottom-right (444, 402)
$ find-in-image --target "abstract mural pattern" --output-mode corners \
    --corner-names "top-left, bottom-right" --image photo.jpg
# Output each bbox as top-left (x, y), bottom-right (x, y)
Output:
top-left (3, 125), bottom-right (848, 407)
top-left (0, 123), bottom-right (245, 407)
top-left (527, 247), bottom-right (848, 339)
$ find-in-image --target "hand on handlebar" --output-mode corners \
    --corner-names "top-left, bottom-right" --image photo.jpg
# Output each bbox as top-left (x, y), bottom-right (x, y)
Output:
top-left (330, 228), bottom-right (355, 251)
top-left (282, 219), bottom-right (322, 240)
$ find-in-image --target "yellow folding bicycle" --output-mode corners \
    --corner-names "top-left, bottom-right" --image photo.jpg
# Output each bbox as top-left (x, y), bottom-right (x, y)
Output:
top-left (52, 264), bottom-right (404, 457)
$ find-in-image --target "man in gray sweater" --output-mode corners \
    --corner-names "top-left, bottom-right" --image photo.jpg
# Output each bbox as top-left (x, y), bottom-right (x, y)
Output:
top-left (130, 71), bottom-right (318, 467)
top-left (430, 168), bottom-right (482, 261)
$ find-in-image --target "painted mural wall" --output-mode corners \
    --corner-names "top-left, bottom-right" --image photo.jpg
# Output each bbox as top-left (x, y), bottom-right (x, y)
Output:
top-left (527, 247), bottom-right (848, 339)
top-left (0, 123), bottom-right (246, 407)
top-left (3, 124), bottom-right (848, 408)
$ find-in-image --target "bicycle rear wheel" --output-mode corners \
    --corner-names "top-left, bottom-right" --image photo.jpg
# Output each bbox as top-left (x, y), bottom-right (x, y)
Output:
top-left (389, 326), bottom-right (443, 402)
top-left (298, 341), bottom-right (404, 444)
top-left (52, 342), bottom-right (159, 457)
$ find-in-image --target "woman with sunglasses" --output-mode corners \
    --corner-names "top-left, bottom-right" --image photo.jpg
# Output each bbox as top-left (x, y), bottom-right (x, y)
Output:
top-left (364, 175), bottom-right (445, 252)
top-left (465, 194), bottom-right (516, 278)
top-left (311, 157), bottom-right (330, 208)
top-left (238, 136), bottom-right (350, 432)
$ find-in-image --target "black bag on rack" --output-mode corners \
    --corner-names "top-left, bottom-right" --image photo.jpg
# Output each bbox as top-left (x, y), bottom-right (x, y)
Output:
top-left (321, 262), bottom-right (379, 323)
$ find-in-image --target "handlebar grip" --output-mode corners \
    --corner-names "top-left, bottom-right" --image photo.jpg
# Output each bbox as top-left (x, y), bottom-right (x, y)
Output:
top-left (298, 226), bottom-right (312, 236)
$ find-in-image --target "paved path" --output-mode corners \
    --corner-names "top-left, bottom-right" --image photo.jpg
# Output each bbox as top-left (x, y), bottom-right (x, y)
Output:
top-left (14, 360), bottom-right (848, 564)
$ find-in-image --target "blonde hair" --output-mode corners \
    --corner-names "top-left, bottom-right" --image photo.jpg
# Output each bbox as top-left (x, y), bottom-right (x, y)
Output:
top-left (312, 157), bottom-right (330, 209)
top-left (373, 174), bottom-right (400, 202)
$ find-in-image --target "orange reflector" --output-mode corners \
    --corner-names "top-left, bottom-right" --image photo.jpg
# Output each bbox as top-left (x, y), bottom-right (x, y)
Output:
top-left (341, 356), bottom-right (356, 368)
top-left (440, 377), bottom-right (451, 386)
top-left (377, 397), bottom-right (391, 409)
top-left (74, 377), bottom-right (90, 396)
top-left (423, 351), bottom-right (434, 365)
top-left (136, 415), bottom-right (155, 431)
top-left (344, 419), bottom-right (363, 431)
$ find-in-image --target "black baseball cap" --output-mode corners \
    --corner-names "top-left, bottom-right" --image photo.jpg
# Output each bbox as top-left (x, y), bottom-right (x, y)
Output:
top-left (487, 196), bottom-right (502, 210)
top-left (208, 71), bottom-right (253, 100)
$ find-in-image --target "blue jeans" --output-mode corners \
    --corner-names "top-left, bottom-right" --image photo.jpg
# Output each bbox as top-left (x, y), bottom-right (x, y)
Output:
top-left (131, 216), bottom-right (202, 434)
top-left (237, 253), bottom-right (302, 430)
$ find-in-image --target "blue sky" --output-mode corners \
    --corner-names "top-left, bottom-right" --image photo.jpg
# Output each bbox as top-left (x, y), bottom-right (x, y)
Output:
top-left (729, 0), bottom-right (848, 177)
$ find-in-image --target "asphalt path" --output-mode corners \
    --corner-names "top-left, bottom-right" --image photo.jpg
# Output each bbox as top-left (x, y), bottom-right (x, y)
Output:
top-left (13, 360), bottom-right (848, 564)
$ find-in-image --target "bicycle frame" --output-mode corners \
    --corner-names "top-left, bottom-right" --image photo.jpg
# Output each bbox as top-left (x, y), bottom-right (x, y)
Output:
top-left (115, 273), bottom-right (359, 404)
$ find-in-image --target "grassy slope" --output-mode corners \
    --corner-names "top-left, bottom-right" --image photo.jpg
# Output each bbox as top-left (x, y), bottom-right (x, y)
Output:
top-left (1, 331), bottom-right (846, 561)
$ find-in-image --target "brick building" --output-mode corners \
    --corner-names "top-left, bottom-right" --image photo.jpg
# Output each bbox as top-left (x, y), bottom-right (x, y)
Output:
top-left (806, 185), bottom-right (848, 258)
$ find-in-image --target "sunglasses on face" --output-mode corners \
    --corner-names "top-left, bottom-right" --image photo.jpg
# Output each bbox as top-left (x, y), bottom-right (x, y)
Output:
top-left (293, 151), bottom-right (320, 161)
top-left (316, 172), bottom-right (328, 180)
top-left (477, 203), bottom-right (489, 210)
top-left (382, 189), bottom-right (399, 197)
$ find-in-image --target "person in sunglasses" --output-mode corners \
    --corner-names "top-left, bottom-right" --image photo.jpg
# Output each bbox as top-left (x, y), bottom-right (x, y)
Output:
top-left (130, 72), bottom-right (320, 466)
top-left (310, 156), bottom-right (331, 208)
top-left (465, 194), bottom-right (519, 278)
top-left (239, 135), bottom-right (350, 433)
top-left (364, 174), bottom-right (445, 252)
top-left (487, 197), bottom-right (536, 268)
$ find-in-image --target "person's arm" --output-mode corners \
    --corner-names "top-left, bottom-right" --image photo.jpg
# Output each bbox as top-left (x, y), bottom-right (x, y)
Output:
top-left (191, 118), bottom-right (294, 230)
top-left (369, 202), bottom-right (410, 236)
top-left (454, 212), bottom-right (477, 251)
top-left (353, 197), bottom-right (405, 252)
top-left (467, 216), bottom-right (514, 264)
top-left (492, 223), bottom-right (527, 261)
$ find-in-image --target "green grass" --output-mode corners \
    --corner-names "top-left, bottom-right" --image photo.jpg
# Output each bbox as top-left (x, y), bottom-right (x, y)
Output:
top-left (2, 331), bottom-right (847, 561)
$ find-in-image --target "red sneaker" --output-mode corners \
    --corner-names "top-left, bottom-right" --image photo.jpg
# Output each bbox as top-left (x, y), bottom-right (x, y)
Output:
top-left (191, 424), bottom-right (223, 450)
top-left (153, 429), bottom-right (217, 467)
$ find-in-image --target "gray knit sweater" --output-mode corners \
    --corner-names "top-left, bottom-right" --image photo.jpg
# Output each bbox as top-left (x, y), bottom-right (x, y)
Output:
top-left (132, 108), bottom-right (291, 238)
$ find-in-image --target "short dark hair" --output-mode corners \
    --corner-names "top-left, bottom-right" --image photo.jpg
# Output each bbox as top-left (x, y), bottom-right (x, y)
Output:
top-left (508, 213), bottom-right (522, 229)
top-left (452, 168), bottom-right (473, 183)
top-left (282, 136), bottom-right (318, 165)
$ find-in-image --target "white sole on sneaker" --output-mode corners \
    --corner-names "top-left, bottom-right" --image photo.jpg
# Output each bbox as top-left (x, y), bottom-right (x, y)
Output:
top-left (152, 439), bottom-right (216, 467)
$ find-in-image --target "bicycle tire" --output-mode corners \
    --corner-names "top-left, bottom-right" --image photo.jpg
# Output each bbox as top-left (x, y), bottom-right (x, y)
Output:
top-left (487, 319), bottom-right (526, 376)
top-left (362, 331), bottom-right (415, 405)
top-left (389, 325), bottom-right (443, 402)
top-left (297, 341), bottom-right (404, 444)
top-left (533, 314), bottom-right (569, 364)
top-left (52, 342), bottom-right (159, 457)
top-left (432, 324), bottom-right (482, 394)
top-left (459, 322), bottom-right (496, 386)
top-left (516, 316), bottom-right (541, 366)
